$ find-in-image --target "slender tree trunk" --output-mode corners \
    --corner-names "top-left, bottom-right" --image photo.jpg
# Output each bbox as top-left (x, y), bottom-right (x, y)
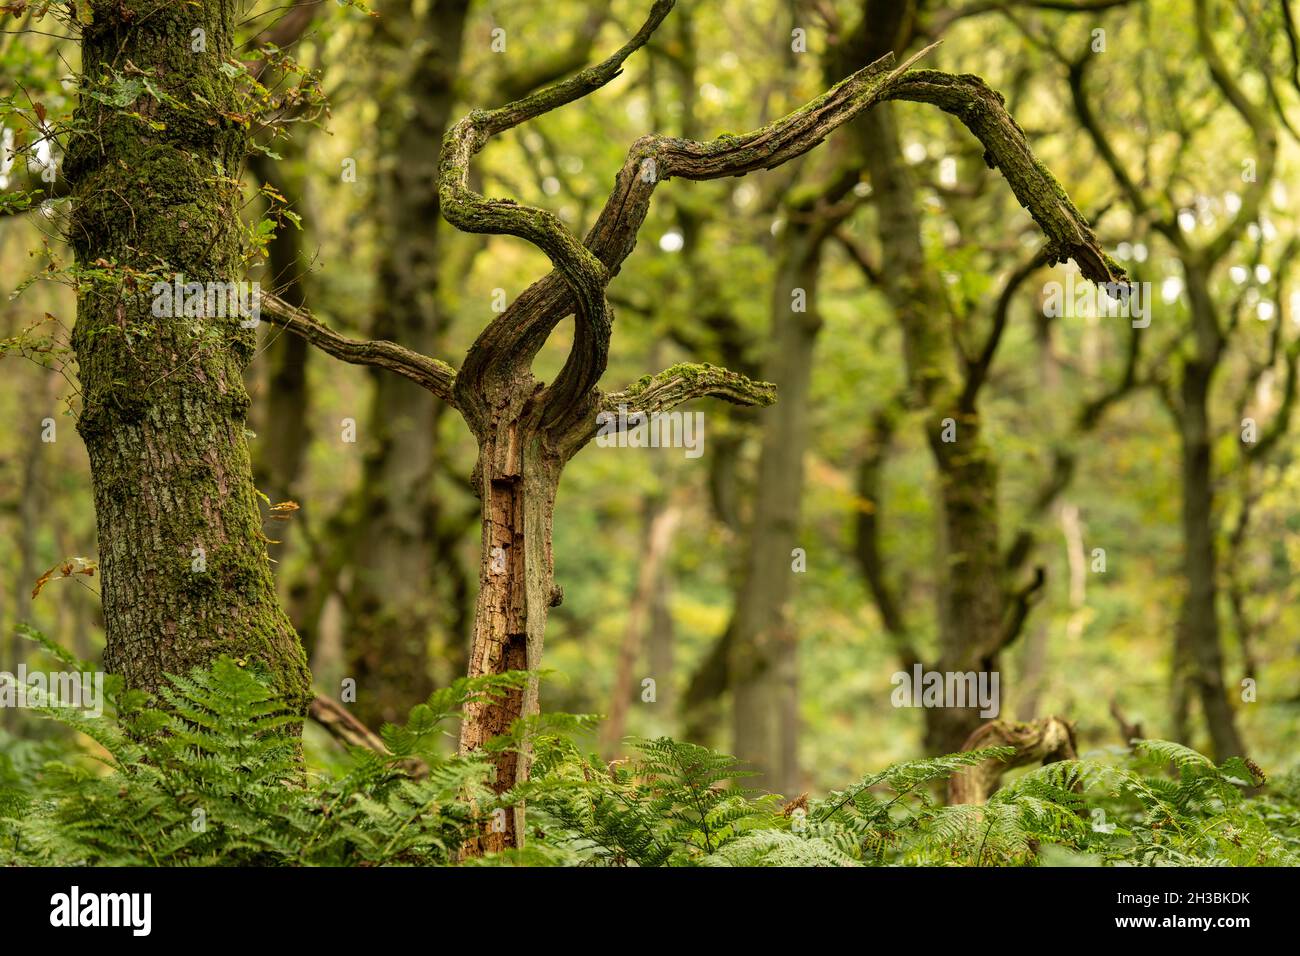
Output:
top-left (601, 498), bottom-right (680, 754)
top-left (1177, 358), bottom-right (1246, 759)
top-left (343, 0), bottom-right (471, 727)
top-left (730, 228), bottom-right (823, 790)
top-left (68, 0), bottom-right (311, 713)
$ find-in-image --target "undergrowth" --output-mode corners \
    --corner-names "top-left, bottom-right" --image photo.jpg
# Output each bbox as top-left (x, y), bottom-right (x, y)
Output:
top-left (1, 636), bottom-right (1295, 867)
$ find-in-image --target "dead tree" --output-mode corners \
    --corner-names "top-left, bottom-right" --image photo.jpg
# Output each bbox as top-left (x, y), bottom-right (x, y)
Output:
top-left (947, 716), bottom-right (1078, 805)
top-left (265, 0), bottom-right (1118, 851)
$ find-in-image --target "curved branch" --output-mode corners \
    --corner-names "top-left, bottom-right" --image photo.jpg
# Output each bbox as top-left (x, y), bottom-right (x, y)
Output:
top-left (600, 362), bottom-right (776, 422)
top-left (260, 294), bottom-right (458, 405)
top-left (440, 0), bottom-right (677, 430)
top-left (884, 70), bottom-right (1124, 285)
top-left (962, 246), bottom-right (1052, 407)
top-left (459, 43), bottom-right (933, 440)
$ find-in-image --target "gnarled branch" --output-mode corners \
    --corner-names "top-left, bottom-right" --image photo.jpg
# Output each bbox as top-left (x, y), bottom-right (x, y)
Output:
top-left (884, 70), bottom-right (1123, 285)
top-left (260, 293), bottom-right (458, 405)
top-left (440, 0), bottom-right (677, 432)
top-left (601, 362), bottom-right (776, 422)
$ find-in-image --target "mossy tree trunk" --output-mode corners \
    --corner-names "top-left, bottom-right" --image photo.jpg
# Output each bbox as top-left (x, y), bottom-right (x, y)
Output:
top-left (1174, 276), bottom-right (1246, 759)
top-left (843, 0), bottom-right (1108, 756)
top-left (855, 97), bottom-right (1008, 756)
top-left (68, 0), bottom-right (311, 714)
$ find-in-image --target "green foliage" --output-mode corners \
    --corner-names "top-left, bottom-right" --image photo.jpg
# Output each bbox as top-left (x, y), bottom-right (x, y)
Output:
top-left (518, 735), bottom-right (781, 865)
top-left (517, 735), bottom-right (1300, 867)
top-left (1, 660), bottom-right (1297, 868)
top-left (0, 654), bottom-right (522, 866)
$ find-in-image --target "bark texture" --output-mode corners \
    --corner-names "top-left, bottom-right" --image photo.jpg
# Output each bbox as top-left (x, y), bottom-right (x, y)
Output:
top-left (68, 1), bottom-right (310, 711)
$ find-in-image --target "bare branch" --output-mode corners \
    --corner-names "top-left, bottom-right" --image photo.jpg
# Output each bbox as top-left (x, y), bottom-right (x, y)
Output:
top-left (309, 695), bottom-right (428, 778)
top-left (999, 565), bottom-right (1047, 651)
top-left (244, 0), bottom-right (324, 80)
top-left (962, 246), bottom-right (1052, 407)
top-left (884, 70), bottom-right (1123, 284)
top-left (260, 293), bottom-right (457, 405)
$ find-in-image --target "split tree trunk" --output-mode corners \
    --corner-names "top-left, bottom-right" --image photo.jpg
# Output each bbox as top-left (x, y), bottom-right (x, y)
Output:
top-left (458, 433), bottom-right (562, 854)
top-left (68, 1), bottom-right (311, 713)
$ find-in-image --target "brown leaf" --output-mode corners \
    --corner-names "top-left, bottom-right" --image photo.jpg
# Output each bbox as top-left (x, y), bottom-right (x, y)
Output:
top-left (31, 557), bottom-right (99, 599)
top-left (30, 564), bottom-right (56, 600)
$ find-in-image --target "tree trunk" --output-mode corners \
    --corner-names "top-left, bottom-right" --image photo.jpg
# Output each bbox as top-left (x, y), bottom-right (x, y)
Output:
top-left (926, 419), bottom-right (1005, 756)
top-left (68, 1), bottom-right (311, 713)
top-left (1177, 358), bottom-right (1246, 759)
top-left (458, 432), bottom-right (562, 854)
top-left (601, 498), bottom-right (680, 754)
top-left (730, 227), bottom-right (823, 790)
top-left (857, 101), bottom-right (1006, 756)
top-left (342, 0), bottom-right (471, 728)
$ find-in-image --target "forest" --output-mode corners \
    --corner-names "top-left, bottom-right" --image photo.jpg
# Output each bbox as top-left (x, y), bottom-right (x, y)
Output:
top-left (0, 0), bottom-right (1298, 892)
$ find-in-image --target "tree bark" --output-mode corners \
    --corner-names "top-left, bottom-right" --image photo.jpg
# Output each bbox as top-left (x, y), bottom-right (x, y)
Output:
top-left (68, 1), bottom-right (311, 713)
top-left (458, 432), bottom-right (562, 855)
